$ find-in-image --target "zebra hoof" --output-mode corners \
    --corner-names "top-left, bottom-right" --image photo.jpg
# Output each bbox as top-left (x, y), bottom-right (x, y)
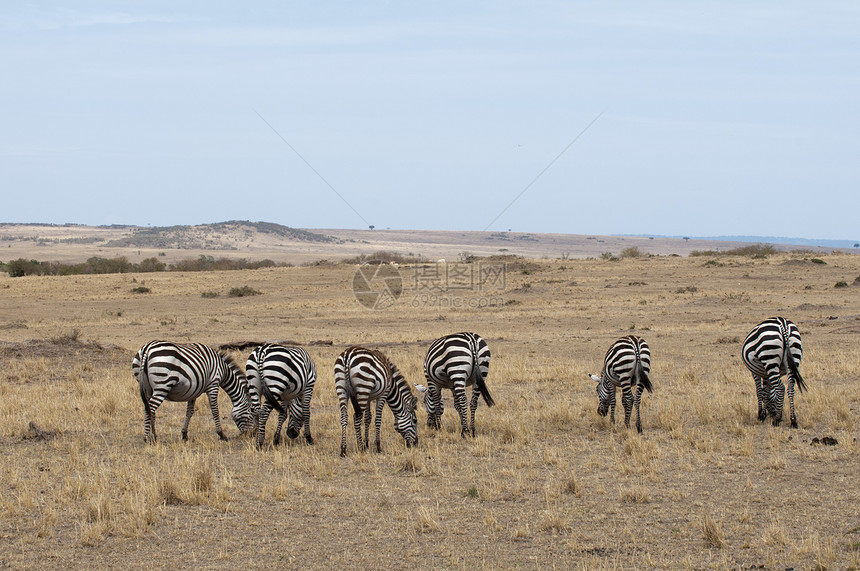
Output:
top-left (218, 431), bottom-right (228, 441)
top-left (181, 432), bottom-right (188, 441)
top-left (305, 435), bottom-right (314, 445)
top-left (273, 435), bottom-right (281, 446)
top-left (790, 419), bottom-right (798, 429)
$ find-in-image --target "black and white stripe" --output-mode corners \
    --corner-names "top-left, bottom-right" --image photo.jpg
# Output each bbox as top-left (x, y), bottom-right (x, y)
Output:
top-left (334, 346), bottom-right (418, 457)
top-left (132, 341), bottom-right (253, 443)
top-left (742, 317), bottom-right (807, 428)
top-left (589, 335), bottom-right (653, 433)
top-left (246, 344), bottom-right (316, 448)
top-left (416, 332), bottom-right (494, 438)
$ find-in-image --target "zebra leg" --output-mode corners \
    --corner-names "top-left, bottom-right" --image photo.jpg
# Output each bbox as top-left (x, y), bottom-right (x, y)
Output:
top-left (353, 406), bottom-right (365, 451)
top-left (754, 375), bottom-right (767, 422)
top-left (145, 390), bottom-right (168, 444)
top-left (301, 390), bottom-right (314, 445)
top-left (273, 405), bottom-right (289, 446)
top-left (256, 405), bottom-right (273, 448)
top-left (622, 387), bottom-right (634, 430)
top-left (787, 375), bottom-right (799, 429)
top-left (469, 385), bottom-right (481, 437)
top-left (181, 400), bottom-right (196, 441)
top-left (451, 378), bottom-right (470, 438)
top-left (608, 387), bottom-right (617, 425)
top-left (426, 383), bottom-right (443, 430)
top-left (339, 401), bottom-right (349, 457)
top-left (768, 377), bottom-right (785, 426)
top-left (634, 385), bottom-right (645, 433)
top-left (374, 399), bottom-right (385, 453)
top-left (206, 387), bottom-right (227, 440)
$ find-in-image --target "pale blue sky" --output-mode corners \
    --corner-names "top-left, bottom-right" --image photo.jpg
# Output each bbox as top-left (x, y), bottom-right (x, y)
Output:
top-left (2, 2), bottom-right (858, 240)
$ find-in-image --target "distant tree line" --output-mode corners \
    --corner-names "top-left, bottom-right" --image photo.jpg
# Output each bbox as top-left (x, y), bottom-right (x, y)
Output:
top-left (0, 255), bottom-right (290, 277)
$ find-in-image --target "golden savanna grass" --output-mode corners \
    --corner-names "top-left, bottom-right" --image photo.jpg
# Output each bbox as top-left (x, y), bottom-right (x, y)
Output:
top-left (1, 251), bottom-right (859, 569)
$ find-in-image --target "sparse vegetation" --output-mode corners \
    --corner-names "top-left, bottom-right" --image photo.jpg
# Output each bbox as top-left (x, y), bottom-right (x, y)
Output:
top-left (689, 244), bottom-right (778, 258)
top-left (0, 248), bottom-right (858, 569)
top-left (2, 255), bottom-right (291, 276)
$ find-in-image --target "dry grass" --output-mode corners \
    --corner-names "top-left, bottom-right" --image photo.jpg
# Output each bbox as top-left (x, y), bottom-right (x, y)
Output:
top-left (0, 250), bottom-right (859, 568)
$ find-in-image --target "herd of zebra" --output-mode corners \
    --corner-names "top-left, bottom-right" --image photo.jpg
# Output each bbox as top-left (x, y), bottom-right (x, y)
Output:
top-left (132, 317), bottom-right (807, 453)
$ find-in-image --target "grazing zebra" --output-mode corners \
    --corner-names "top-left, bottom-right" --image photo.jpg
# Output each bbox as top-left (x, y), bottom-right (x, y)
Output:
top-left (132, 341), bottom-right (253, 443)
top-left (246, 344), bottom-right (316, 448)
top-left (742, 317), bottom-right (807, 428)
top-left (334, 347), bottom-right (418, 457)
top-left (415, 332), bottom-right (495, 438)
top-left (589, 335), bottom-right (653, 433)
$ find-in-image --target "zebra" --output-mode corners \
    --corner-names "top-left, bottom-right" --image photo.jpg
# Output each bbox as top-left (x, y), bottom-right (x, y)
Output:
top-left (415, 332), bottom-right (495, 438)
top-left (334, 346), bottom-right (418, 457)
top-left (742, 317), bottom-right (807, 428)
top-left (132, 341), bottom-right (253, 443)
top-left (245, 344), bottom-right (316, 448)
top-left (589, 335), bottom-right (653, 433)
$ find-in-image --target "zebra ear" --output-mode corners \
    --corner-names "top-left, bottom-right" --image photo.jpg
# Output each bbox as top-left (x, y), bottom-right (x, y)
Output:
top-left (589, 374), bottom-right (601, 383)
top-left (415, 384), bottom-right (427, 393)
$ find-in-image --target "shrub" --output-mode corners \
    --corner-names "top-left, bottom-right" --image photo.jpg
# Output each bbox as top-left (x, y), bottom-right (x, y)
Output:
top-left (131, 286), bottom-right (151, 294)
top-left (201, 291), bottom-right (219, 298)
top-left (5, 258), bottom-right (45, 277)
top-left (620, 246), bottom-right (644, 259)
top-left (228, 286), bottom-right (262, 297)
top-left (835, 281), bottom-right (848, 288)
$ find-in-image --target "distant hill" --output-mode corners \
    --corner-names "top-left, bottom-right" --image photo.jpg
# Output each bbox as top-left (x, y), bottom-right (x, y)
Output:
top-left (102, 221), bottom-right (338, 249)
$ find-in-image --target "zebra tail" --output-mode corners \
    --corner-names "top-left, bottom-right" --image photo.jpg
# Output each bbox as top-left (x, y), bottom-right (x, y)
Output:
top-left (472, 345), bottom-right (495, 407)
top-left (783, 339), bottom-right (807, 394)
top-left (635, 358), bottom-right (653, 394)
top-left (261, 382), bottom-right (285, 413)
top-left (137, 348), bottom-right (151, 410)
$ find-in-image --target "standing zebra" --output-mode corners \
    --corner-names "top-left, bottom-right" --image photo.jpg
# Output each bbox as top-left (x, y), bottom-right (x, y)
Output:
top-left (246, 344), bottom-right (316, 448)
top-left (132, 341), bottom-right (253, 443)
top-left (415, 332), bottom-right (494, 438)
top-left (589, 335), bottom-right (653, 433)
top-left (334, 347), bottom-right (418, 457)
top-left (742, 317), bottom-right (807, 428)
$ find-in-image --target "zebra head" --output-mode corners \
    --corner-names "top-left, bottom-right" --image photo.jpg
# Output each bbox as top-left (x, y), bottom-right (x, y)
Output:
top-left (590, 373), bottom-right (611, 417)
top-left (392, 369), bottom-right (418, 448)
top-left (222, 354), bottom-right (254, 435)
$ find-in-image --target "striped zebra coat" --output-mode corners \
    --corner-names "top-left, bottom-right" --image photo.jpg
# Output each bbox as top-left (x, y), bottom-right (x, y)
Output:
top-left (246, 344), bottom-right (316, 447)
top-left (132, 341), bottom-right (253, 443)
top-left (334, 347), bottom-right (418, 457)
top-left (416, 332), bottom-right (494, 438)
top-left (742, 317), bottom-right (807, 428)
top-left (589, 335), bottom-right (653, 433)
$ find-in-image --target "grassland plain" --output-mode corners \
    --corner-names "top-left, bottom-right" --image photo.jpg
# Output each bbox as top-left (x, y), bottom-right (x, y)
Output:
top-left (0, 252), bottom-right (859, 569)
